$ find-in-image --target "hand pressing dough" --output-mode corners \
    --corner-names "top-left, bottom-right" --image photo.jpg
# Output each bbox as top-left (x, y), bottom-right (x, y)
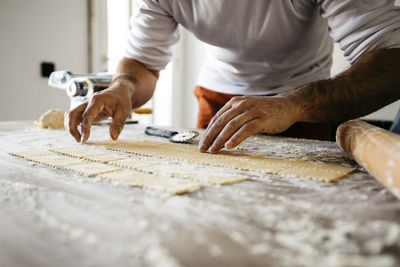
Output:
top-left (92, 140), bottom-right (355, 182)
top-left (34, 109), bottom-right (65, 129)
top-left (99, 170), bottom-right (202, 194)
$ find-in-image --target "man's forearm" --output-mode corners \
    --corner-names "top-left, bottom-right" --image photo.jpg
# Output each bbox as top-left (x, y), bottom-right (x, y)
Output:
top-left (112, 57), bottom-right (159, 109)
top-left (285, 48), bottom-right (400, 123)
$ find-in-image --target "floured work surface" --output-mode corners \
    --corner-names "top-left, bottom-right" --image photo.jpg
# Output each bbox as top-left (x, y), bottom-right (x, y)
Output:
top-left (1, 121), bottom-right (400, 267)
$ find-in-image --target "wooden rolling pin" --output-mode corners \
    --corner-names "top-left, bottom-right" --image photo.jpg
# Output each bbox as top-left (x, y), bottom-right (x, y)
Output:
top-left (336, 120), bottom-right (400, 200)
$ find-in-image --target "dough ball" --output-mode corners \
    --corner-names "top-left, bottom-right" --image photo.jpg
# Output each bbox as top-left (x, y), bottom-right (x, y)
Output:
top-left (35, 109), bottom-right (65, 129)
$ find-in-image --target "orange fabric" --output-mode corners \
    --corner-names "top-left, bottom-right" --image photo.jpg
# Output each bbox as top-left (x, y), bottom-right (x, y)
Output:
top-left (194, 86), bottom-right (239, 129)
top-left (194, 86), bottom-right (332, 141)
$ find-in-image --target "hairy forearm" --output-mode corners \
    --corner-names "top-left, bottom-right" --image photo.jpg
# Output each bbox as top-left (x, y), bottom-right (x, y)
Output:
top-left (112, 57), bottom-right (159, 109)
top-left (285, 48), bottom-right (400, 123)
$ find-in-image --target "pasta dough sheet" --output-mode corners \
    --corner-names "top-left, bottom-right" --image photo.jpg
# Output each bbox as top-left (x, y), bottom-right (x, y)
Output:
top-left (50, 146), bottom-right (106, 158)
top-left (99, 170), bottom-right (202, 194)
top-left (66, 163), bottom-right (122, 177)
top-left (10, 151), bottom-right (83, 169)
top-left (54, 148), bottom-right (248, 185)
top-left (279, 160), bottom-right (356, 182)
top-left (28, 155), bottom-right (84, 169)
top-left (9, 150), bottom-right (55, 159)
top-left (83, 153), bottom-right (128, 163)
top-left (109, 158), bottom-right (159, 170)
top-left (90, 140), bottom-right (355, 182)
top-left (51, 146), bottom-right (128, 163)
top-left (142, 163), bottom-right (248, 185)
top-left (9, 149), bottom-right (204, 194)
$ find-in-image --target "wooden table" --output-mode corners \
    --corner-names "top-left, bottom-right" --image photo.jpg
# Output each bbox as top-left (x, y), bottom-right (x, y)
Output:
top-left (1, 121), bottom-right (399, 267)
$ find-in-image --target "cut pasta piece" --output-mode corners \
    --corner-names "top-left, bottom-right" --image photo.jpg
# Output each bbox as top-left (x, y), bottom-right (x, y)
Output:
top-left (66, 162), bottom-right (122, 176)
top-left (100, 170), bottom-right (202, 194)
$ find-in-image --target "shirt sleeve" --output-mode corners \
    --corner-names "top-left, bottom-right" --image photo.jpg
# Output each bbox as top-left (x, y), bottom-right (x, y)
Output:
top-left (314, 0), bottom-right (400, 64)
top-left (124, 0), bottom-right (179, 71)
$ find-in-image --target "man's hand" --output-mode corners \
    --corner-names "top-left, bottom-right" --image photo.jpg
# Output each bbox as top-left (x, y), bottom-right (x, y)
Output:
top-left (66, 57), bottom-right (159, 143)
top-left (199, 48), bottom-right (400, 154)
top-left (199, 95), bottom-right (300, 153)
top-left (67, 81), bottom-right (133, 143)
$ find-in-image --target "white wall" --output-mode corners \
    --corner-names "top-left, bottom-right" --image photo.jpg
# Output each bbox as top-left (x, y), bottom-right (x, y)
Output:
top-left (0, 0), bottom-right (89, 121)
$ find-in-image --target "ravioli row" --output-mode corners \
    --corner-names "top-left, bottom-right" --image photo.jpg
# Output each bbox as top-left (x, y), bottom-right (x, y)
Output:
top-left (88, 139), bottom-right (356, 182)
top-left (9, 146), bottom-right (248, 194)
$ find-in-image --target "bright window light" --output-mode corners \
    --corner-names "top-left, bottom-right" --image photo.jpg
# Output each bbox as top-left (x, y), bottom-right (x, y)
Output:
top-left (106, 0), bottom-right (174, 125)
top-left (106, 0), bottom-right (130, 73)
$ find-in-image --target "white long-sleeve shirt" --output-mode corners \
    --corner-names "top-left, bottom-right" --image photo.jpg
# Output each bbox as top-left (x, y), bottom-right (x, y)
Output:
top-left (125, 0), bottom-right (400, 95)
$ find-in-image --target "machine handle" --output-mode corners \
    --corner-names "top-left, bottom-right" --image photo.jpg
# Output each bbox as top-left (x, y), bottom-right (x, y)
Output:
top-left (144, 126), bottom-right (178, 139)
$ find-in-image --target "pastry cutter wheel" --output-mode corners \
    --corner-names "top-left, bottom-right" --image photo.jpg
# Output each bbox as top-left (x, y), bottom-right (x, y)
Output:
top-left (144, 126), bottom-right (199, 143)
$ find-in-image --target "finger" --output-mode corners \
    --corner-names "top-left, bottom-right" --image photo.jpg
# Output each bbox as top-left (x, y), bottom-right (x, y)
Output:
top-left (93, 112), bottom-right (111, 122)
top-left (208, 112), bottom-right (259, 153)
top-left (67, 103), bottom-right (88, 142)
top-left (110, 108), bottom-right (129, 140)
top-left (81, 97), bottom-right (107, 143)
top-left (201, 97), bottom-right (249, 146)
top-left (225, 119), bottom-right (263, 149)
top-left (99, 105), bottom-right (114, 121)
top-left (203, 98), bottom-right (237, 135)
top-left (205, 103), bottom-right (232, 132)
top-left (199, 106), bottom-right (245, 152)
